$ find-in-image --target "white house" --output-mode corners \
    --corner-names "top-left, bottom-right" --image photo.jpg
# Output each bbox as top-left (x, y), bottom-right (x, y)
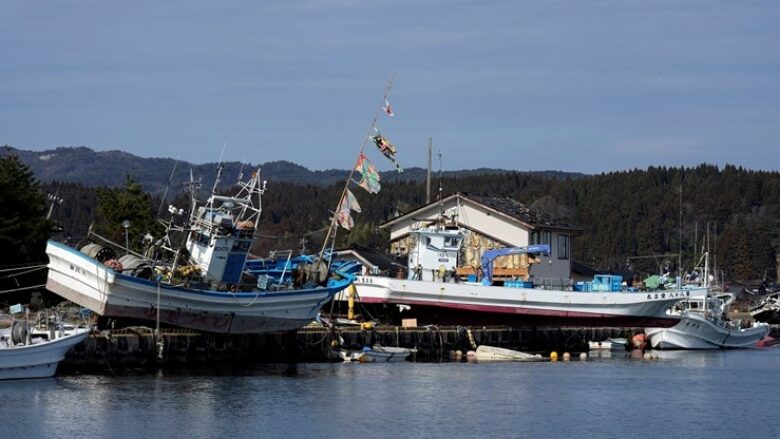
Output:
top-left (380, 192), bottom-right (582, 285)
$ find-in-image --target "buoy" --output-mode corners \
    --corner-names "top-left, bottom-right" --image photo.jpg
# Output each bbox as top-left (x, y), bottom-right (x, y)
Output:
top-left (550, 351), bottom-right (558, 362)
top-left (631, 333), bottom-right (647, 350)
top-left (455, 350), bottom-right (463, 360)
top-left (466, 350), bottom-right (476, 358)
top-left (448, 350), bottom-right (457, 360)
top-left (579, 352), bottom-right (588, 361)
top-left (643, 352), bottom-right (652, 361)
top-left (562, 352), bottom-right (571, 362)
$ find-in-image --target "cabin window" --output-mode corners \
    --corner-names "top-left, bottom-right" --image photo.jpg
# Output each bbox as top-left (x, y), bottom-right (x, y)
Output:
top-left (557, 235), bottom-right (569, 260)
top-left (444, 237), bottom-right (461, 249)
top-left (542, 231), bottom-right (551, 246)
top-left (530, 231), bottom-right (539, 245)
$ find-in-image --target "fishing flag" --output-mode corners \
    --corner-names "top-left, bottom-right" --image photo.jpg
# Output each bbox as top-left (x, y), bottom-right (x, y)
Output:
top-left (371, 131), bottom-right (398, 162)
top-left (345, 188), bottom-right (361, 213)
top-left (354, 153), bottom-right (381, 193)
top-left (383, 99), bottom-right (394, 117)
top-left (336, 189), bottom-right (361, 230)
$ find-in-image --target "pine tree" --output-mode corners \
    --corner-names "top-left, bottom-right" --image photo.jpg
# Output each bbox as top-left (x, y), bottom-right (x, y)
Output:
top-left (0, 155), bottom-right (52, 266)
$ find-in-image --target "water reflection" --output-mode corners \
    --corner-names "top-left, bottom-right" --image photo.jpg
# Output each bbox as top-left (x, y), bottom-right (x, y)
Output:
top-left (3, 349), bottom-right (780, 438)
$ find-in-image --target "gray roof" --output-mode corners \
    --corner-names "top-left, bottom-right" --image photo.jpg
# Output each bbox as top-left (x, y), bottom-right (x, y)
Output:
top-left (381, 192), bottom-right (582, 233)
top-left (461, 193), bottom-right (582, 232)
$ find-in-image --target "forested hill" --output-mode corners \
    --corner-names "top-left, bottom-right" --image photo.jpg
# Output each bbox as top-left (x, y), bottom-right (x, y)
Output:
top-left (1, 145), bottom-right (583, 194)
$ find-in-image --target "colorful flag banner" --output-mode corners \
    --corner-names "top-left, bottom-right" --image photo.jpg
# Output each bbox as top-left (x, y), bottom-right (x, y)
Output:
top-left (383, 99), bottom-right (394, 117)
top-left (354, 153), bottom-right (381, 193)
top-left (336, 189), bottom-right (361, 230)
top-left (371, 132), bottom-right (398, 162)
top-left (337, 206), bottom-right (354, 230)
top-left (345, 188), bottom-right (361, 213)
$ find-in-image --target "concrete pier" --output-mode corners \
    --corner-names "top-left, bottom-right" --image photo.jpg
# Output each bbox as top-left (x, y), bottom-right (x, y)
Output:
top-left (60, 325), bottom-right (639, 373)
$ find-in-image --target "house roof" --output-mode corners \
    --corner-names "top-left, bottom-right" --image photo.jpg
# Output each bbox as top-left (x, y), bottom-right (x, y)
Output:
top-left (381, 192), bottom-right (582, 233)
top-left (335, 244), bottom-right (404, 271)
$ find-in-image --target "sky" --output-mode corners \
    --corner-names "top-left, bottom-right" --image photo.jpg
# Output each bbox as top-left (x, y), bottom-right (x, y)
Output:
top-left (1, 1), bottom-right (778, 173)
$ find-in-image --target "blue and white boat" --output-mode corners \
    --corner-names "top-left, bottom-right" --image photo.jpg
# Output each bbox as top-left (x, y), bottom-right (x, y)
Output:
top-left (45, 169), bottom-right (354, 334)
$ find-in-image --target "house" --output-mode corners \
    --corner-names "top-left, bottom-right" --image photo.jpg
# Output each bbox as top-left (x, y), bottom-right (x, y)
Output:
top-left (380, 192), bottom-right (582, 285)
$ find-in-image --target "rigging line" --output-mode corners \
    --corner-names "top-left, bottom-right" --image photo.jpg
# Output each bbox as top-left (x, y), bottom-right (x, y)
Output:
top-left (0, 284), bottom-right (46, 295)
top-left (157, 158), bottom-right (180, 217)
top-left (0, 266), bottom-right (47, 279)
top-left (317, 73), bottom-right (397, 265)
top-left (0, 263), bottom-right (49, 273)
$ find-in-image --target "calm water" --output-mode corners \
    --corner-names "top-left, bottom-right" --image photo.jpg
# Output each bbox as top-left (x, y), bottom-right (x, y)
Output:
top-left (5, 349), bottom-right (780, 439)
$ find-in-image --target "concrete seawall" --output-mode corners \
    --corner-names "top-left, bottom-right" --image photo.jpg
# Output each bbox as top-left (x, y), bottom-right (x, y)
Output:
top-left (61, 325), bottom-right (639, 372)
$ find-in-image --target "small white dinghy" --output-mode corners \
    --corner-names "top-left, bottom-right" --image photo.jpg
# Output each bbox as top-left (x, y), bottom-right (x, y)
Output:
top-left (360, 345), bottom-right (417, 363)
top-left (588, 338), bottom-right (628, 352)
top-left (0, 319), bottom-right (91, 380)
top-left (474, 345), bottom-right (546, 362)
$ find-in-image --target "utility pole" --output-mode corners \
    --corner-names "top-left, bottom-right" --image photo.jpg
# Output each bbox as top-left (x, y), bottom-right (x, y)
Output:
top-left (426, 137), bottom-right (432, 204)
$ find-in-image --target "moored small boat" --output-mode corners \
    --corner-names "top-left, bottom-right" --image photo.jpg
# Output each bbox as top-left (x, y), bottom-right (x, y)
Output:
top-left (0, 319), bottom-right (91, 380)
top-left (473, 345), bottom-right (546, 362)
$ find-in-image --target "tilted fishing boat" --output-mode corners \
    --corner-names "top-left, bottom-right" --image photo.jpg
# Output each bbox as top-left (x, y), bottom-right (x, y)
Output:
top-left (350, 221), bottom-right (699, 328)
top-left (46, 168), bottom-right (355, 334)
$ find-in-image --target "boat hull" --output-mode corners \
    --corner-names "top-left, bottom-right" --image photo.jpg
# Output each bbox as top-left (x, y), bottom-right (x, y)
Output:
top-left (645, 313), bottom-right (770, 349)
top-left (350, 276), bottom-right (696, 327)
top-left (46, 240), bottom-right (352, 334)
top-left (0, 328), bottom-right (90, 380)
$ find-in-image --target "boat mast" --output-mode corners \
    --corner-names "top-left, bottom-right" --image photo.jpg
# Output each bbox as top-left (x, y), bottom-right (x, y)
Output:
top-left (316, 75), bottom-right (397, 266)
top-left (678, 184), bottom-right (682, 288)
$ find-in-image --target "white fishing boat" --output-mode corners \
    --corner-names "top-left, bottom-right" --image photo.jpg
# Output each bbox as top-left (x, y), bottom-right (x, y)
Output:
top-left (351, 222), bottom-right (698, 328)
top-left (0, 319), bottom-right (91, 380)
top-left (474, 345), bottom-right (546, 362)
top-left (46, 168), bottom-right (355, 334)
top-left (645, 291), bottom-right (769, 349)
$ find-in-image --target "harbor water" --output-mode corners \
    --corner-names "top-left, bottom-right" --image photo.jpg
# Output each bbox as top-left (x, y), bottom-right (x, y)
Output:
top-left (5, 349), bottom-right (780, 438)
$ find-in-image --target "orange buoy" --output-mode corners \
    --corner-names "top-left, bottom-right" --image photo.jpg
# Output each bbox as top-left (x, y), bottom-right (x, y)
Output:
top-left (631, 333), bottom-right (647, 350)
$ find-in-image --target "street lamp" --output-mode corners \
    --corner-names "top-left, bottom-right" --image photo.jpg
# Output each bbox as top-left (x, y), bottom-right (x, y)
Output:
top-left (122, 220), bottom-right (131, 253)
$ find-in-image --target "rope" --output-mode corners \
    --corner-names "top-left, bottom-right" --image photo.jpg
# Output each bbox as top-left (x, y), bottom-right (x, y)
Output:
top-left (0, 265), bottom-right (47, 279)
top-left (0, 262), bottom-right (49, 271)
top-left (0, 284), bottom-right (47, 294)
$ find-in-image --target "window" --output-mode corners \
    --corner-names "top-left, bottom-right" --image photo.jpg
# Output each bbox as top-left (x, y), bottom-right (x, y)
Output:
top-left (557, 235), bottom-right (569, 260)
top-left (542, 231), bottom-right (551, 246)
top-left (530, 231), bottom-right (539, 245)
top-left (444, 237), bottom-right (461, 249)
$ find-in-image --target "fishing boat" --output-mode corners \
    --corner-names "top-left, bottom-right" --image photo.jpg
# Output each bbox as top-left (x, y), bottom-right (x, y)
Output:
top-left (645, 291), bottom-right (769, 349)
top-left (0, 314), bottom-right (91, 380)
top-left (45, 168), bottom-right (355, 334)
top-left (350, 221), bottom-right (699, 328)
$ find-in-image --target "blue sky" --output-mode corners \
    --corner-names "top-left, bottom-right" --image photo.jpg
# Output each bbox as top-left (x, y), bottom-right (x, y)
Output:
top-left (1, 1), bottom-right (778, 173)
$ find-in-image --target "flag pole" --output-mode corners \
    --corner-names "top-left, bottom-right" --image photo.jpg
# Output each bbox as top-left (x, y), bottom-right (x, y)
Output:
top-left (316, 74), bottom-right (396, 266)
